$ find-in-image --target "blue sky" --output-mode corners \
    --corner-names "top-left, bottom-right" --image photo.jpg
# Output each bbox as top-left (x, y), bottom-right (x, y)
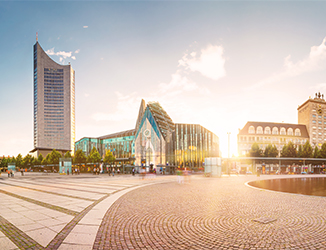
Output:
top-left (1, 1), bottom-right (326, 157)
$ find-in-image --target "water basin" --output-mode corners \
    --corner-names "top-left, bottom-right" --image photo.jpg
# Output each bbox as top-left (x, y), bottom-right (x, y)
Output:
top-left (248, 177), bottom-right (326, 197)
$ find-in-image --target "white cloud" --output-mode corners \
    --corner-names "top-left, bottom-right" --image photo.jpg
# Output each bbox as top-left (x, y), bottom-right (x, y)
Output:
top-left (251, 37), bottom-right (326, 89)
top-left (46, 47), bottom-right (79, 63)
top-left (179, 44), bottom-right (226, 81)
top-left (83, 26), bottom-right (88, 28)
top-left (158, 72), bottom-right (199, 96)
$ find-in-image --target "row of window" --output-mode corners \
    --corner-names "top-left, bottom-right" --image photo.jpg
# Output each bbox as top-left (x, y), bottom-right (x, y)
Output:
top-left (248, 126), bottom-right (301, 136)
top-left (312, 120), bottom-right (326, 124)
top-left (239, 136), bottom-right (307, 144)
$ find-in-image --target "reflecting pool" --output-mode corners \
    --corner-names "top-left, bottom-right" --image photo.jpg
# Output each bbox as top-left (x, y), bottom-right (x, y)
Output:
top-left (249, 177), bottom-right (326, 197)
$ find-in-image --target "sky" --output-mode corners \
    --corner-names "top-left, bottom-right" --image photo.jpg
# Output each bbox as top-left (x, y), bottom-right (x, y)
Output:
top-left (1, 1), bottom-right (326, 158)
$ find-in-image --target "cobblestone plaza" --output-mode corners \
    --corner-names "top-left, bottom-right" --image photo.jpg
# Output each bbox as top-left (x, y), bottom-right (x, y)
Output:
top-left (0, 174), bottom-right (325, 249)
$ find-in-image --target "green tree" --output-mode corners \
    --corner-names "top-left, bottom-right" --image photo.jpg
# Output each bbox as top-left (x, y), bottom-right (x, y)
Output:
top-left (87, 147), bottom-right (102, 165)
top-left (74, 149), bottom-right (86, 165)
top-left (16, 154), bottom-right (23, 168)
top-left (64, 151), bottom-right (72, 159)
top-left (313, 146), bottom-right (321, 158)
top-left (281, 141), bottom-right (297, 157)
top-left (22, 154), bottom-right (33, 168)
top-left (302, 141), bottom-right (313, 158)
top-left (42, 154), bottom-right (50, 165)
top-left (264, 144), bottom-right (278, 157)
top-left (103, 150), bottom-right (116, 165)
top-left (37, 154), bottom-right (44, 165)
top-left (0, 157), bottom-right (7, 169)
top-left (319, 143), bottom-right (326, 158)
top-left (280, 144), bottom-right (288, 157)
top-left (249, 143), bottom-right (262, 157)
top-left (49, 149), bottom-right (62, 164)
top-left (297, 145), bottom-right (303, 158)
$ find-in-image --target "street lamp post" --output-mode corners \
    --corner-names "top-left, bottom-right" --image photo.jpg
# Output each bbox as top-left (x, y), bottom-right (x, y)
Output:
top-left (227, 132), bottom-right (231, 175)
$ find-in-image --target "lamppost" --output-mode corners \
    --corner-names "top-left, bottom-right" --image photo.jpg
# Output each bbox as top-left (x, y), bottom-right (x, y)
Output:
top-left (227, 132), bottom-right (231, 175)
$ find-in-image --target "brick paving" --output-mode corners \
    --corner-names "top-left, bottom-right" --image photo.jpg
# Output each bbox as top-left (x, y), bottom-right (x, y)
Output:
top-left (94, 175), bottom-right (326, 250)
top-left (1, 174), bottom-right (326, 249)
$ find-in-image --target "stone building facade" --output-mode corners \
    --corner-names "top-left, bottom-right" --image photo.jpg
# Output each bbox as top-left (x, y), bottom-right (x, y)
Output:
top-left (298, 92), bottom-right (326, 148)
top-left (237, 122), bottom-right (309, 156)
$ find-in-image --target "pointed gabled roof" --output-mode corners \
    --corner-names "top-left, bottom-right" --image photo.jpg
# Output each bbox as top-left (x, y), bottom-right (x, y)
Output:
top-left (147, 102), bottom-right (174, 140)
top-left (135, 99), bottom-right (146, 133)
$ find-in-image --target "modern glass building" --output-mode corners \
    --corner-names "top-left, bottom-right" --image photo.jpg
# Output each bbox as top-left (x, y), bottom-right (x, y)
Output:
top-left (75, 100), bottom-right (220, 172)
top-left (174, 124), bottom-right (220, 169)
top-left (31, 38), bottom-right (75, 157)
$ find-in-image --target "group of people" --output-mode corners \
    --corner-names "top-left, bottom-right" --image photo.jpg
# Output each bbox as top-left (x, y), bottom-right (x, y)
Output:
top-left (7, 169), bottom-right (14, 177)
top-left (176, 168), bottom-right (191, 184)
top-left (93, 167), bottom-right (101, 175)
top-left (71, 168), bottom-right (80, 175)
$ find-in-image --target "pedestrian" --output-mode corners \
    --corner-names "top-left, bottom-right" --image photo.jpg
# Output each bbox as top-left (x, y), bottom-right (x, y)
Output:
top-left (67, 169), bottom-right (69, 175)
top-left (21, 168), bottom-right (24, 176)
top-left (7, 170), bottom-right (10, 178)
top-left (117, 168), bottom-right (120, 175)
top-left (112, 168), bottom-right (115, 176)
top-left (132, 168), bottom-right (135, 176)
top-left (10, 170), bottom-right (14, 178)
top-left (108, 168), bottom-right (111, 176)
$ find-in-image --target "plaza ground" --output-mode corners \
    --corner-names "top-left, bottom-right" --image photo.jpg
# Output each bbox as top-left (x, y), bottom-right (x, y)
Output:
top-left (0, 173), bottom-right (325, 249)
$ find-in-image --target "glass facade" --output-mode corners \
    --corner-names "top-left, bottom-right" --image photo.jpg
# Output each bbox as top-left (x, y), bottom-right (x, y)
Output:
top-left (43, 68), bottom-right (65, 149)
top-left (32, 41), bottom-right (75, 157)
top-left (75, 100), bottom-right (220, 171)
top-left (75, 138), bottom-right (101, 156)
top-left (102, 135), bottom-right (135, 159)
top-left (174, 124), bottom-right (220, 169)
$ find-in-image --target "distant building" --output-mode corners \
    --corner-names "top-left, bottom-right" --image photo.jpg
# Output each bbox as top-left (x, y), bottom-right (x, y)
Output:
top-left (298, 92), bottom-right (326, 148)
top-left (30, 39), bottom-right (75, 157)
top-left (237, 121), bottom-right (309, 156)
top-left (75, 100), bottom-right (220, 171)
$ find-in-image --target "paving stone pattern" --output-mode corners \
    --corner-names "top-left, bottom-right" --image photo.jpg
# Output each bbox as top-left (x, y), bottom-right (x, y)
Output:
top-left (0, 174), bottom-right (169, 249)
top-left (95, 176), bottom-right (326, 250)
top-left (1, 174), bottom-right (326, 249)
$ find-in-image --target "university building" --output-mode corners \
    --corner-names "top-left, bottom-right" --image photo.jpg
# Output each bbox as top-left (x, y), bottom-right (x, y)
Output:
top-left (75, 100), bottom-right (220, 171)
top-left (237, 122), bottom-right (309, 156)
top-left (237, 93), bottom-right (326, 156)
top-left (30, 38), bottom-right (75, 157)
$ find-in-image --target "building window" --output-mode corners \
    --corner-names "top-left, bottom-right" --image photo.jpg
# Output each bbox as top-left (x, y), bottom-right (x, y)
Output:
top-left (264, 126), bottom-right (271, 134)
top-left (287, 128), bottom-right (293, 136)
top-left (295, 129), bottom-right (301, 136)
top-left (319, 115), bottom-right (322, 119)
top-left (248, 126), bottom-right (255, 134)
top-left (319, 121), bottom-right (322, 124)
top-left (272, 127), bottom-right (278, 135)
top-left (313, 114), bottom-right (316, 118)
top-left (256, 126), bottom-right (263, 134)
top-left (313, 120), bottom-right (316, 123)
top-left (280, 127), bottom-right (286, 135)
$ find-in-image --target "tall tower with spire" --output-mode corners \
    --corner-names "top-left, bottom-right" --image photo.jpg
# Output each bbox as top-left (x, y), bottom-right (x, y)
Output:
top-left (30, 36), bottom-right (75, 157)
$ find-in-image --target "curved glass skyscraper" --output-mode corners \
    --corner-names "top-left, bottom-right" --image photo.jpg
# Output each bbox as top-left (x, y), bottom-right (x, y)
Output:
top-left (31, 40), bottom-right (75, 157)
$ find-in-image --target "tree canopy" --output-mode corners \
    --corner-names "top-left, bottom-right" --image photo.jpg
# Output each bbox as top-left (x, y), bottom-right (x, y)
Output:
top-left (103, 150), bottom-right (116, 164)
top-left (249, 143), bottom-right (262, 157)
top-left (87, 147), bottom-right (102, 164)
top-left (264, 144), bottom-right (278, 157)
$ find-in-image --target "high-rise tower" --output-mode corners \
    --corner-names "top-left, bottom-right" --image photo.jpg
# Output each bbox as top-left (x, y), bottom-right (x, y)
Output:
top-left (30, 39), bottom-right (75, 157)
top-left (298, 92), bottom-right (326, 148)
